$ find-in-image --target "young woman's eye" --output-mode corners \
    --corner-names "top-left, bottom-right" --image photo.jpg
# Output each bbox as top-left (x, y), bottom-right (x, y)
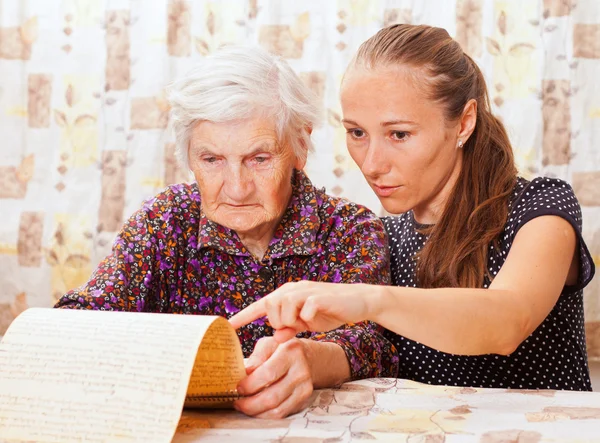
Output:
top-left (347, 129), bottom-right (366, 139)
top-left (391, 131), bottom-right (409, 141)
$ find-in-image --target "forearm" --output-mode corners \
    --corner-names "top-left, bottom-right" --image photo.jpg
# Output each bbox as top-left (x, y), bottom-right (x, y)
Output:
top-left (300, 339), bottom-right (350, 388)
top-left (371, 285), bottom-right (528, 356)
top-left (55, 280), bottom-right (128, 311)
top-left (305, 318), bottom-right (398, 381)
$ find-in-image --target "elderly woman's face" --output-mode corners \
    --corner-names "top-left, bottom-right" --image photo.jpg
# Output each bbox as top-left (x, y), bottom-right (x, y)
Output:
top-left (189, 116), bottom-right (302, 238)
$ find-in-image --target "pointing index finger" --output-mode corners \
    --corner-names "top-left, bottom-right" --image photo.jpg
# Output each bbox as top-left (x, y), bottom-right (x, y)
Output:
top-left (229, 297), bottom-right (268, 329)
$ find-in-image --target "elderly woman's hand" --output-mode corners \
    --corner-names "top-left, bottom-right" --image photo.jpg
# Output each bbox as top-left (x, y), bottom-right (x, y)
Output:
top-left (229, 281), bottom-right (381, 343)
top-left (233, 336), bottom-right (314, 419)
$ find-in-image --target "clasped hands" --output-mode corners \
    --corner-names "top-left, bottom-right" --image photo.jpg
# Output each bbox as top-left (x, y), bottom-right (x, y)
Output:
top-left (230, 281), bottom-right (374, 418)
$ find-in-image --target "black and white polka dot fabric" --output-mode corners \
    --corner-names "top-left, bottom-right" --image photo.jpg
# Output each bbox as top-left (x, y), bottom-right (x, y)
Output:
top-left (381, 177), bottom-right (596, 391)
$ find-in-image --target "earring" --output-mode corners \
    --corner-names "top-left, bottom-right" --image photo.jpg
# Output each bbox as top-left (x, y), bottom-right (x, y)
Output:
top-left (457, 139), bottom-right (463, 148)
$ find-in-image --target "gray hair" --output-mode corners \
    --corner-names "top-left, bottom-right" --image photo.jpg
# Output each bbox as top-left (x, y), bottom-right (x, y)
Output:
top-left (167, 46), bottom-right (322, 170)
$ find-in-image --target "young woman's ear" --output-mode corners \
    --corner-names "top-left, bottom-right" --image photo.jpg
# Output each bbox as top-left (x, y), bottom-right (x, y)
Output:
top-left (457, 99), bottom-right (477, 146)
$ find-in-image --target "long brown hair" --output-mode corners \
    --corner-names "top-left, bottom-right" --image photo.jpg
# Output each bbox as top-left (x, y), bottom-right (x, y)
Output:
top-left (352, 24), bottom-right (517, 288)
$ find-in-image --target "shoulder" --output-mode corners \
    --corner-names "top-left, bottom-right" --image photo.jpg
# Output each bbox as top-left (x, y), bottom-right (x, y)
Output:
top-left (509, 176), bottom-right (582, 232)
top-left (138, 183), bottom-right (201, 231)
top-left (504, 176), bottom-right (595, 292)
top-left (314, 185), bottom-right (384, 231)
top-left (293, 170), bottom-right (382, 229)
top-left (141, 182), bottom-right (201, 214)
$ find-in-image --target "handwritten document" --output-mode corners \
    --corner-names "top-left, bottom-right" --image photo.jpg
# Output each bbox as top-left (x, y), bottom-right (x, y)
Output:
top-left (0, 308), bottom-right (246, 442)
top-left (185, 317), bottom-right (246, 407)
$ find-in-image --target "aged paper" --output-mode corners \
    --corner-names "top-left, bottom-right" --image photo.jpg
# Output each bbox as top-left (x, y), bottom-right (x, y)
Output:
top-left (0, 308), bottom-right (238, 443)
top-left (185, 317), bottom-right (246, 407)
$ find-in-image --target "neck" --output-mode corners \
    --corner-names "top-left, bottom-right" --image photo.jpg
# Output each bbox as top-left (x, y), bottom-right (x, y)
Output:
top-left (237, 225), bottom-right (278, 260)
top-left (238, 186), bottom-right (294, 260)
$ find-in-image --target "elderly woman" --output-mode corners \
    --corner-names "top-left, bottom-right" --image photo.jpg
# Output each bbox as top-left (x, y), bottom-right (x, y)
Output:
top-left (55, 46), bottom-right (398, 418)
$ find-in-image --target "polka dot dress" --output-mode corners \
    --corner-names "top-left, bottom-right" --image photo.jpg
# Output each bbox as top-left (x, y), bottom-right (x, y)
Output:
top-left (381, 177), bottom-right (595, 391)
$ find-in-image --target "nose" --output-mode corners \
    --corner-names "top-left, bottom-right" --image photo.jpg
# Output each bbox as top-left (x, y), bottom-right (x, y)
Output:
top-left (223, 163), bottom-right (254, 202)
top-left (360, 139), bottom-right (391, 179)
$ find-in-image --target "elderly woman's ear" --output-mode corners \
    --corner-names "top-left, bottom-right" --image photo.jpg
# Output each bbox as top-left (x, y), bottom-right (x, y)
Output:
top-left (294, 125), bottom-right (313, 170)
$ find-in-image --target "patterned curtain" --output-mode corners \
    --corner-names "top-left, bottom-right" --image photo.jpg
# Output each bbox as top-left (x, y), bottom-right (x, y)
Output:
top-left (1, 0), bottom-right (599, 360)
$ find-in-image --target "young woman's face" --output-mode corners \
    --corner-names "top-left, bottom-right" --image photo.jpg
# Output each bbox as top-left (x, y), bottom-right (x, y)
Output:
top-left (341, 65), bottom-right (464, 223)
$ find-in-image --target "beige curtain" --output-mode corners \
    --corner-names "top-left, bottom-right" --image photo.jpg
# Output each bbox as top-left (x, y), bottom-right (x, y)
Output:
top-left (0, 0), bottom-right (598, 359)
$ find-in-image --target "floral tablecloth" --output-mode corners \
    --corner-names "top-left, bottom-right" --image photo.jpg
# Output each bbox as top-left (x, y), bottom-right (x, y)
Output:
top-left (174, 378), bottom-right (600, 442)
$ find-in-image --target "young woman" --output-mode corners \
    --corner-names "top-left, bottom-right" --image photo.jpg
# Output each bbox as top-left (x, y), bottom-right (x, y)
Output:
top-left (231, 24), bottom-right (596, 391)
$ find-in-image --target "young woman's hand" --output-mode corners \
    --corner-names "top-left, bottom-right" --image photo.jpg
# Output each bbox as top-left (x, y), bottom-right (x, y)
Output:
top-left (229, 281), bottom-right (380, 342)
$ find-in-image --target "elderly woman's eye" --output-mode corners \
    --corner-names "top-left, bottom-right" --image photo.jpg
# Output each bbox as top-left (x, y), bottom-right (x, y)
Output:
top-left (251, 156), bottom-right (271, 165)
top-left (203, 156), bottom-right (218, 164)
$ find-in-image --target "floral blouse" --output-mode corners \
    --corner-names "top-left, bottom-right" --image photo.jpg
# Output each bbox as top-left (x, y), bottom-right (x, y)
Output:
top-left (56, 170), bottom-right (399, 379)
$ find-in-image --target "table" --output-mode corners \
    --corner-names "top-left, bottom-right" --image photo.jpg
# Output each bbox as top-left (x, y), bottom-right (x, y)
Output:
top-left (173, 378), bottom-right (600, 442)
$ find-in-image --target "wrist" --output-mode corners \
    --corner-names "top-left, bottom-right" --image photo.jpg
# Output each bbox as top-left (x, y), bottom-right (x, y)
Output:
top-left (367, 284), bottom-right (388, 323)
top-left (298, 338), bottom-right (317, 382)
top-left (299, 339), bottom-right (350, 388)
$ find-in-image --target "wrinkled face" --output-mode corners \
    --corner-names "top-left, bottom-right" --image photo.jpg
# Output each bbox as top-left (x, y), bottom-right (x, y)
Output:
top-left (341, 65), bottom-right (463, 222)
top-left (189, 116), bottom-right (303, 237)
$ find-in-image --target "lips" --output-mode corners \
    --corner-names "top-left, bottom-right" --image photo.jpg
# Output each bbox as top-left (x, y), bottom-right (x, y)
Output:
top-left (371, 184), bottom-right (401, 197)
